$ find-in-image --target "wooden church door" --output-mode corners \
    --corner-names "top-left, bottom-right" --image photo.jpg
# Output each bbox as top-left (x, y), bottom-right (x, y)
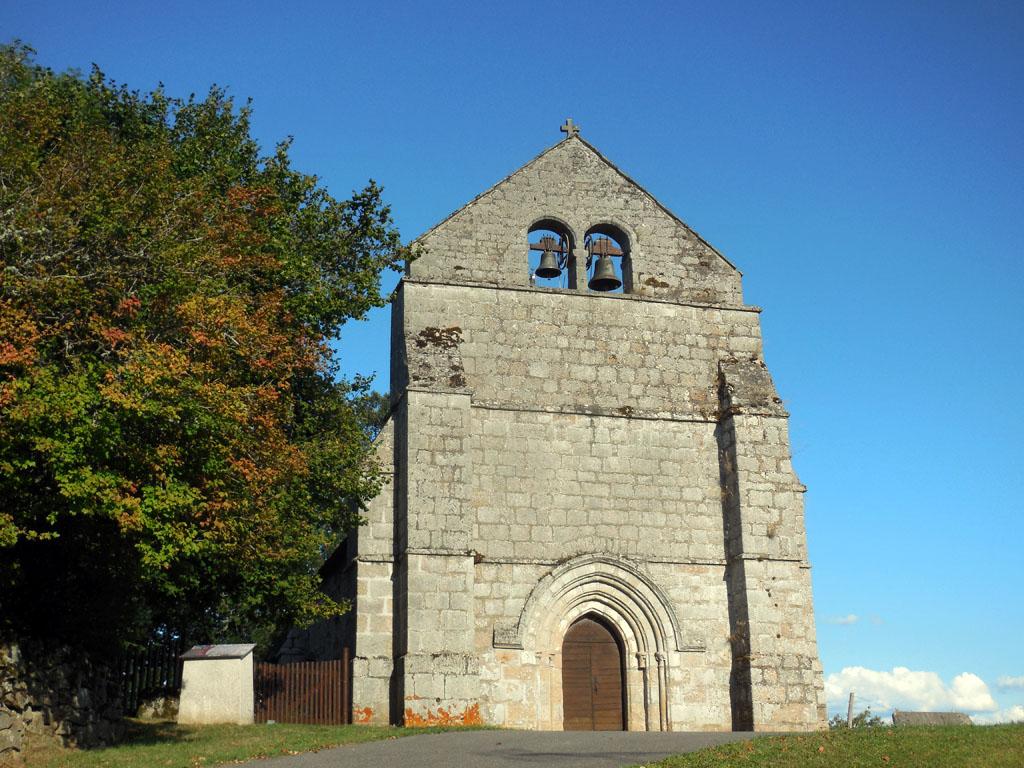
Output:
top-left (561, 616), bottom-right (625, 730)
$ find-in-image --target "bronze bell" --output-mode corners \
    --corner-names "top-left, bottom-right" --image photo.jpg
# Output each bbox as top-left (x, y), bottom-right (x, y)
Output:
top-left (588, 254), bottom-right (622, 291)
top-left (535, 249), bottom-right (561, 279)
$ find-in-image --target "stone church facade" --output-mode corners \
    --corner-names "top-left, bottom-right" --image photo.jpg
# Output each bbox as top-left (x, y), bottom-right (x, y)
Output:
top-left (293, 126), bottom-right (827, 731)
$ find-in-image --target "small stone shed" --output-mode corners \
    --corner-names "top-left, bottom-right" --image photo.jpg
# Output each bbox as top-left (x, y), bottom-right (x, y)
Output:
top-left (177, 644), bottom-right (255, 725)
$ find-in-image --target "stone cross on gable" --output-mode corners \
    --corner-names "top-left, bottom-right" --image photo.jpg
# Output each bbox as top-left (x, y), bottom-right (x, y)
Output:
top-left (560, 118), bottom-right (580, 138)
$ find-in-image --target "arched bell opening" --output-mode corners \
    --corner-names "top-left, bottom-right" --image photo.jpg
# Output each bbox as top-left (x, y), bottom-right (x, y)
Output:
top-left (584, 223), bottom-right (632, 294)
top-left (561, 613), bottom-right (626, 731)
top-left (528, 219), bottom-right (576, 290)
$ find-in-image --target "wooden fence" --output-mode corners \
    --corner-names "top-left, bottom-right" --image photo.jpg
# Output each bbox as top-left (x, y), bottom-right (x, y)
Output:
top-left (120, 636), bottom-right (184, 715)
top-left (254, 650), bottom-right (350, 725)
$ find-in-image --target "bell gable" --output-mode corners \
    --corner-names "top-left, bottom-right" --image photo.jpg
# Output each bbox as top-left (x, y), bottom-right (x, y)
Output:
top-left (410, 134), bottom-right (744, 306)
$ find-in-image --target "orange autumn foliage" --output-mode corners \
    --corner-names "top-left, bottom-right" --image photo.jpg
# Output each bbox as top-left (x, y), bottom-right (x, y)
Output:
top-left (0, 43), bottom-right (410, 650)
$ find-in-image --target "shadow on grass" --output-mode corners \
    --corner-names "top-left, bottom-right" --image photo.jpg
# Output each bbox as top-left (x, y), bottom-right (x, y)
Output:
top-left (106, 718), bottom-right (197, 748)
top-left (16, 720), bottom-right (479, 768)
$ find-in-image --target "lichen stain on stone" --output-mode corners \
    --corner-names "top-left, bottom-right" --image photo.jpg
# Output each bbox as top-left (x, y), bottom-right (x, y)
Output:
top-left (412, 326), bottom-right (463, 349)
top-left (404, 702), bottom-right (483, 727)
top-left (643, 275), bottom-right (671, 289)
top-left (352, 706), bottom-right (374, 724)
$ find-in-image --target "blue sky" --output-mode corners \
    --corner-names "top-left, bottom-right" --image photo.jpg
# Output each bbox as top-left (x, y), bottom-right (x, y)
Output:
top-left (4, 0), bottom-right (1022, 722)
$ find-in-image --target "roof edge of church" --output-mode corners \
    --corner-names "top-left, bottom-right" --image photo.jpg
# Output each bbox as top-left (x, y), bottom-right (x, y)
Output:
top-left (574, 136), bottom-right (740, 274)
top-left (409, 134), bottom-right (740, 275)
top-left (409, 137), bottom-right (570, 246)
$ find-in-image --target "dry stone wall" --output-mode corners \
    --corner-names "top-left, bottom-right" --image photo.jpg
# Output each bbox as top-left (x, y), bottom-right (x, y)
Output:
top-left (0, 644), bottom-right (124, 758)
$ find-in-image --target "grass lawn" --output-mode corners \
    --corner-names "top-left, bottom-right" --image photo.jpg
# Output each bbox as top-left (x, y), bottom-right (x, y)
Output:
top-left (640, 724), bottom-right (1024, 767)
top-left (13, 719), bottom-right (458, 768)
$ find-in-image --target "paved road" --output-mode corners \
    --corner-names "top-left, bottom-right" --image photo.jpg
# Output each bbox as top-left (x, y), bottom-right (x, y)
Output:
top-left (246, 730), bottom-right (757, 768)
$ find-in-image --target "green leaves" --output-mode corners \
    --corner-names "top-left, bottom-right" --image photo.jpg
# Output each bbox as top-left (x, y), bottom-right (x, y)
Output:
top-left (0, 44), bottom-right (402, 654)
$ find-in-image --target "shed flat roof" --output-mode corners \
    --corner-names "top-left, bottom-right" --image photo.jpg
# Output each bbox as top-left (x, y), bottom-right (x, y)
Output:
top-left (181, 643), bottom-right (256, 660)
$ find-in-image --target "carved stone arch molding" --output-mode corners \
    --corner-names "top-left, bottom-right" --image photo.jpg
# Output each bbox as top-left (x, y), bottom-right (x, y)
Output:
top-left (493, 554), bottom-right (696, 653)
top-left (491, 554), bottom-right (703, 731)
top-left (585, 216), bottom-right (639, 252)
top-left (525, 215), bottom-right (579, 250)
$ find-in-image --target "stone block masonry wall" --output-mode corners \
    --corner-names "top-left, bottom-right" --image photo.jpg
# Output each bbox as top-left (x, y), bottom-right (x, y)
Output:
top-left (399, 391), bottom-right (472, 554)
top-left (380, 274), bottom-right (826, 730)
top-left (717, 361), bottom-right (827, 730)
top-left (470, 409), bottom-right (723, 562)
top-left (348, 419), bottom-right (396, 724)
top-left (349, 561), bottom-right (394, 725)
top-left (387, 272), bottom-right (773, 729)
top-left (278, 541), bottom-right (359, 664)
top-left (393, 390), bottom-right (482, 726)
top-left (645, 562), bottom-right (735, 729)
top-left (396, 281), bottom-right (763, 421)
top-left (357, 419), bottom-right (397, 561)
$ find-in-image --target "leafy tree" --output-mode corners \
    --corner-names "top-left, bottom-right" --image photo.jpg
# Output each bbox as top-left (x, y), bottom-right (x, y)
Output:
top-left (350, 387), bottom-right (391, 441)
top-left (0, 43), bottom-right (408, 654)
top-left (829, 708), bottom-right (886, 729)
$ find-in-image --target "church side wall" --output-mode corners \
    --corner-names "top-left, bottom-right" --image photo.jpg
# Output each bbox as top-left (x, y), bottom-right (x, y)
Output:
top-left (348, 418), bottom-right (398, 724)
top-left (273, 565), bottom-right (355, 665)
top-left (279, 421), bottom-right (399, 723)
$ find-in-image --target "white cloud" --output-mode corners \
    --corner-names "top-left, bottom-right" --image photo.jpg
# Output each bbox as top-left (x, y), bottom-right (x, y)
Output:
top-left (825, 667), bottom-right (998, 715)
top-left (827, 614), bottom-right (859, 625)
top-left (997, 675), bottom-right (1024, 689)
top-left (974, 705), bottom-right (1024, 725)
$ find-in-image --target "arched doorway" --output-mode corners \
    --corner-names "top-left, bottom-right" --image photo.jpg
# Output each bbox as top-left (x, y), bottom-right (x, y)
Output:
top-left (561, 615), bottom-right (625, 730)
